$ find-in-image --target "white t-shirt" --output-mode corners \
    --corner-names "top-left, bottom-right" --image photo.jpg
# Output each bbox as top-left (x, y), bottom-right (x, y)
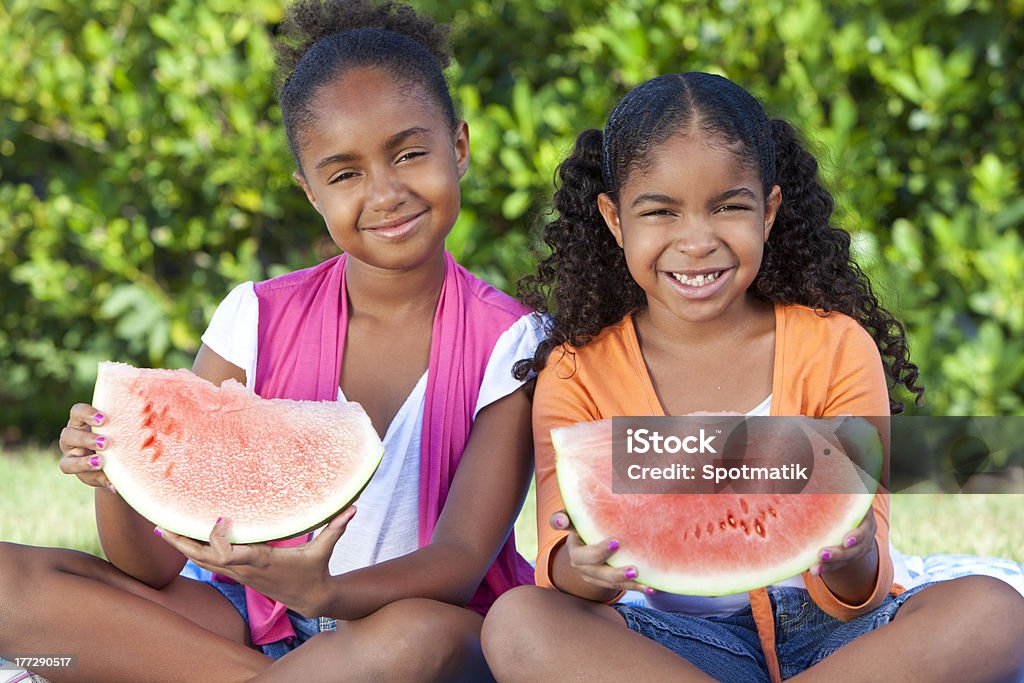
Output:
top-left (201, 282), bottom-right (544, 576)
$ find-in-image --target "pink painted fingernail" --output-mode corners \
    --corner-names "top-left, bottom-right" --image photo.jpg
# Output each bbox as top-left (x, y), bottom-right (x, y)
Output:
top-left (608, 539), bottom-right (620, 552)
top-left (845, 537), bottom-right (857, 548)
top-left (93, 413), bottom-right (105, 425)
top-left (89, 455), bottom-right (101, 468)
top-left (821, 550), bottom-right (831, 562)
top-left (215, 517), bottom-right (223, 525)
top-left (153, 527), bottom-right (163, 537)
top-left (644, 587), bottom-right (656, 595)
top-left (624, 567), bottom-right (637, 580)
top-left (94, 436), bottom-right (106, 449)
top-left (553, 516), bottom-right (566, 529)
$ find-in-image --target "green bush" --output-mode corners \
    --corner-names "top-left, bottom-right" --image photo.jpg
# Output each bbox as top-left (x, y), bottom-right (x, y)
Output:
top-left (2, 0), bottom-right (1022, 441)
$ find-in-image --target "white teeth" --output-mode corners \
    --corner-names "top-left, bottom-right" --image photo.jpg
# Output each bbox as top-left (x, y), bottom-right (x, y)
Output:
top-left (671, 271), bottom-right (722, 287)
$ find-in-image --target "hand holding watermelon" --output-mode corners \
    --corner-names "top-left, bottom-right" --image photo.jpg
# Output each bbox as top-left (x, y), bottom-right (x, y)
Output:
top-left (808, 510), bottom-right (877, 578)
top-left (550, 509), bottom-right (655, 597)
top-left (58, 402), bottom-right (117, 494)
top-left (156, 507), bottom-right (358, 617)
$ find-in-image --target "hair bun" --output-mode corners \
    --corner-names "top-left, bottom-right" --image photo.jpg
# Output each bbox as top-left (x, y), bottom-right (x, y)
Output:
top-left (275, 0), bottom-right (450, 77)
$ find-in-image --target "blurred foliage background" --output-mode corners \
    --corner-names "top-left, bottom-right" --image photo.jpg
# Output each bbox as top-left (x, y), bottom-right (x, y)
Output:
top-left (2, 0), bottom-right (1023, 443)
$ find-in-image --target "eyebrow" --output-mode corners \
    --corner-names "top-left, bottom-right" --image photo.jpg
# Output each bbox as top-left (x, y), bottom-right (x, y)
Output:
top-left (631, 192), bottom-right (679, 208)
top-left (384, 126), bottom-right (431, 149)
top-left (711, 187), bottom-right (758, 203)
top-left (314, 127), bottom-right (433, 170)
top-left (630, 187), bottom-right (759, 209)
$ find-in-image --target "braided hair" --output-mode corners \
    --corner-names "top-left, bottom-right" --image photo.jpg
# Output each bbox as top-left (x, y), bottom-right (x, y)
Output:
top-left (274, 0), bottom-right (455, 170)
top-left (516, 73), bottom-right (923, 413)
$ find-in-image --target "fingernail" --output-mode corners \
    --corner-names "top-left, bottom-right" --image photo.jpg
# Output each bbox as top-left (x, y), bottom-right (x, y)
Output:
top-left (845, 537), bottom-right (857, 548)
top-left (107, 483), bottom-right (117, 495)
top-left (94, 436), bottom-right (106, 449)
top-left (215, 517), bottom-right (223, 525)
top-left (153, 527), bottom-right (163, 537)
top-left (93, 413), bottom-right (105, 425)
top-left (89, 455), bottom-right (101, 468)
top-left (553, 516), bottom-right (566, 529)
top-left (821, 550), bottom-right (831, 562)
top-left (608, 539), bottom-right (620, 552)
top-left (809, 564), bottom-right (820, 576)
top-left (644, 587), bottom-right (656, 595)
top-left (624, 567), bottom-right (637, 580)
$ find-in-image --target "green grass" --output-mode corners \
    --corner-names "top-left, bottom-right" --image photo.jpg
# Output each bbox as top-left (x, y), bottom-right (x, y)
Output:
top-left (3, 447), bottom-right (1021, 564)
top-left (1, 446), bottom-right (104, 556)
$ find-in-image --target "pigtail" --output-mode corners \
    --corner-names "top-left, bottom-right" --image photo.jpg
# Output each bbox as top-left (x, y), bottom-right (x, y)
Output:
top-left (513, 129), bottom-right (646, 380)
top-left (757, 119), bottom-right (924, 412)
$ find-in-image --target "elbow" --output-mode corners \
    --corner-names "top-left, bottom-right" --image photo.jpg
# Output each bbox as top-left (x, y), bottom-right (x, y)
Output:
top-left (437, 541), bottom-right (495, 607)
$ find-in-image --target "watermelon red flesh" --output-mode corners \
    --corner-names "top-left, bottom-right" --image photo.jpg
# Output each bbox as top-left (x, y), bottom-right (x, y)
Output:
top-left (92, 362), bottom-right (384, 544)
top-left (552, 417), bottom-right (881, 596)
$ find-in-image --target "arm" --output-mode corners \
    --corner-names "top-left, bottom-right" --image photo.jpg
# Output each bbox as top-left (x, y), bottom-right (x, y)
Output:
top-left (162, 384), bottom-right (535, 619)
top-left (532, 352), bottom-right (628, 603)
top-left (803, 320), bottom-right (895, 618)
top-left (326, 385), bottom-right (534, 614)
top-left (94, 345), bottom-right (245, 587)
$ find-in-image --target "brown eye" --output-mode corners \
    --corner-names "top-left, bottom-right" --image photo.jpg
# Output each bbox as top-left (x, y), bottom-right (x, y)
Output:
top-left (397, 151), bottom-right (426, 163)
top-left (329, 171), bottom-right (359, 184)
top-left (715, 204), bottom-right (749, 214)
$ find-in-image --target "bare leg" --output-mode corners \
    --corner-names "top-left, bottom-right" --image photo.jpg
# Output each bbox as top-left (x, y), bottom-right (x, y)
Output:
top-left (254, 598), bottom-right (491, 682)
top-left (790, 576), bottom-right (1024, 683)
top-left (481, 585), bottom-right (717, 682)
top-left (0, 543), bottom-right (270, 682)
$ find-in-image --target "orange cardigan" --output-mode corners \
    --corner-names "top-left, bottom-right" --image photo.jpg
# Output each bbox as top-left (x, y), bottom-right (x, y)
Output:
top-left (533, 304), bottom-right (896, 683)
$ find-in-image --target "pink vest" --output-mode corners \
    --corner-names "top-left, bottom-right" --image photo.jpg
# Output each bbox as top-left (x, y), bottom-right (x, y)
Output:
top-left (228, 251), bottom-right (535, 644)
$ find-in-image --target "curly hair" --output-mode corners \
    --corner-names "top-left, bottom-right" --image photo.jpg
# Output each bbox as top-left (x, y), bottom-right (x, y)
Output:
top-left (516, 73), bottom-right (924, 414)
top-left (274, 0), bottom-right (454, 168)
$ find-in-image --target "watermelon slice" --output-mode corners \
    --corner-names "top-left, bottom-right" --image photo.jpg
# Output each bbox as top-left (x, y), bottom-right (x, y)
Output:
top-left (553, 416), bottom-right (883, 595)
top-left (92, 362), bottom-right (384, 544)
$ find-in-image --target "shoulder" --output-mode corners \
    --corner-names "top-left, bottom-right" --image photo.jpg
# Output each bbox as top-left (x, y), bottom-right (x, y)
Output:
top-left (453, 261), bottom-right (531, 323)
top-left (205, 281), bottom-right (258, 333)
top-left (253, 255), bottom-right (343, 295)
top-left (540, 316), bottom-right (635, 380)
top-left (778, 304), bottom-right (877, 356)
top-left (775, 304), bottom-right (888, 416)
top-left (535, 316), bottom-right (640, 418)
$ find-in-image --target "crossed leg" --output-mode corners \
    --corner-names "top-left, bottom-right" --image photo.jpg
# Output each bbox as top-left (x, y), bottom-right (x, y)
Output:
top-left (482, 578), bottom-right (1024, 683)
top-left (0, 542), bottom-right (269, 682)
top-left (0, 543), bottom-right (496, 682)
top-left (256, 598), bottom-right (493, 682)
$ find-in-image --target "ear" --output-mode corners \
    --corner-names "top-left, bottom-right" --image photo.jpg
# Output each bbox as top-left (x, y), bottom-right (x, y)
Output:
top-left (453, 120), bottom-right (470, 179)
top-left (763, 184), bottom-right (782, 241)
top-left (294, 171), bottom-right (322, 216)
top-left (597, 192), bottom-right (623, 248)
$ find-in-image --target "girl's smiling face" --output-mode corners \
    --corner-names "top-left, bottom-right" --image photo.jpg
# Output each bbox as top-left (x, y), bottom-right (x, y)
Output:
top-left (598, 131), bottom-right (781, 327)
top-left (293, 67), bottom-right (469, 273)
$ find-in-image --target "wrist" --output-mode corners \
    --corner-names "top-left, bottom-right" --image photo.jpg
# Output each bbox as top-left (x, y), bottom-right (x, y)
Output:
top-left (820, 538), bottom-right (879, 605)
top-left (303, 573), bottom-right (339, 618)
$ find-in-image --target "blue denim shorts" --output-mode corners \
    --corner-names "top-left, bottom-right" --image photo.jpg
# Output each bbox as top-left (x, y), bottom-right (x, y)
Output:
top-left (614, 582), bottom-right (934, 681)
top-left (206, 580), bottom-right (324, 660)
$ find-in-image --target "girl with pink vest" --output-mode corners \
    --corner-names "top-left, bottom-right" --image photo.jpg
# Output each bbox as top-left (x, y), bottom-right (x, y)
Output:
top-left (2, 1), bottom-right (539, 680)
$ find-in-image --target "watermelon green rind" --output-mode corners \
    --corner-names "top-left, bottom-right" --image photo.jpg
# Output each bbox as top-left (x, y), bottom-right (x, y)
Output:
top-left (92, 362), bottom-right (385, 544)
top-left (553, 417), bottom-right (882, 596)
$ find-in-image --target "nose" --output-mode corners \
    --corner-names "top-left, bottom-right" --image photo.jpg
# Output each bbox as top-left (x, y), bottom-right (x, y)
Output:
top-left (365, 166), bottom-right (406, 213)
top-left (675, 219), bottom-right (719, 257)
